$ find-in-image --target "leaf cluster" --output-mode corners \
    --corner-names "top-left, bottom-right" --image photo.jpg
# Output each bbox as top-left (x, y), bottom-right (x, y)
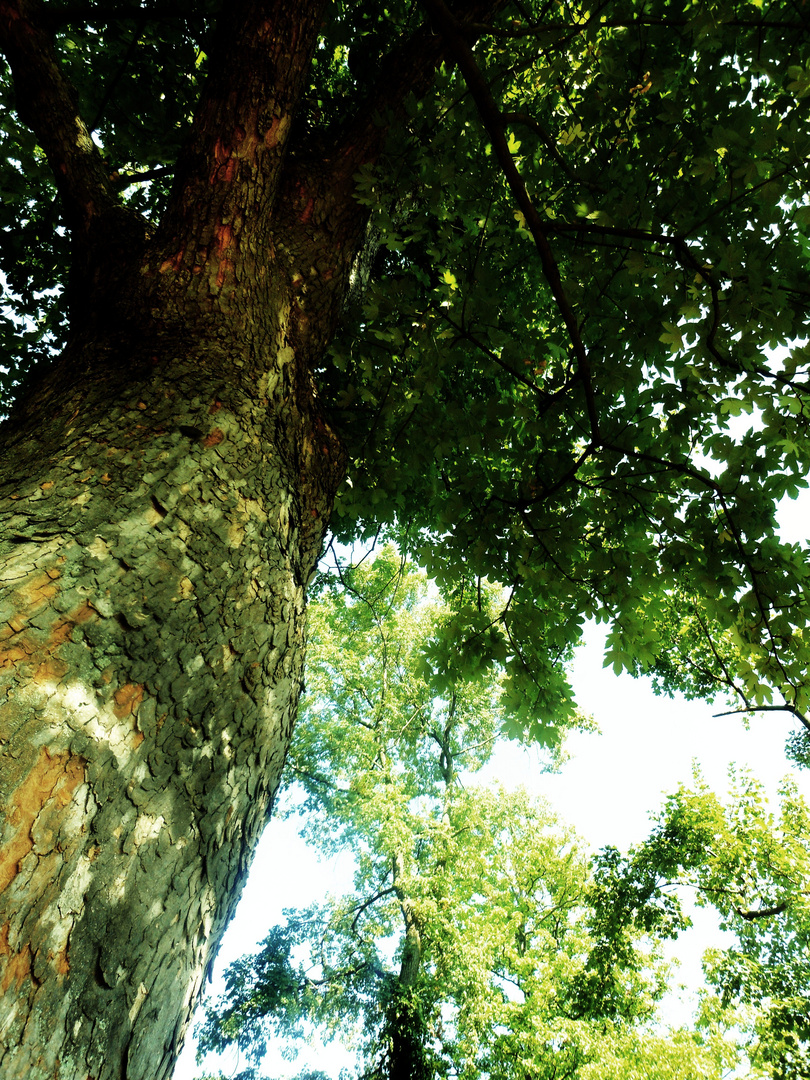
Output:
top-left (322, 0), bottom-right (810, 734)
top-left (595, 767), bottom-right (810, 1078)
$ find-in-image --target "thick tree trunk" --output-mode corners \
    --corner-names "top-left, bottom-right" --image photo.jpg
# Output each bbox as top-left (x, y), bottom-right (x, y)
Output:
top-left (0, 317), bottom-right (339, 1077)
top-left (0, 0), bottom-right (506, 1072)
top-left (0, 0), bottom-right (349, 1071)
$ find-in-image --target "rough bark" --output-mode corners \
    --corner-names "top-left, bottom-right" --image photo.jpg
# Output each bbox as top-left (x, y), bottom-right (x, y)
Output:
top-left (0, 2), bottom-right (342, 1074)
top-left (0, 0), bottom-right (504, 1075)
top-left (0, 333), bottom-right (334, 1080)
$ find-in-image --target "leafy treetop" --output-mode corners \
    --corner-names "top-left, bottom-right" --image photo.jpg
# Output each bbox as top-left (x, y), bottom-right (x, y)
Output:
top-left (193, 554), bottom-right (810, 1080)
top-left (593, 767), bottom-right (810, 1079)
top-left (195, 553), bottom-right (750, 1080)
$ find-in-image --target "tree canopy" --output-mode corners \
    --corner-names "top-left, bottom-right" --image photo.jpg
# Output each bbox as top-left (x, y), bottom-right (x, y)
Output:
top-left (3, 2), bottom-right (810, 1075)
top-left (592, 766), bottom-right (810, 1079)
top-left (194, 554), bottom-right (810, 1079)
top-left (3, 0), bottom-right (810, 746)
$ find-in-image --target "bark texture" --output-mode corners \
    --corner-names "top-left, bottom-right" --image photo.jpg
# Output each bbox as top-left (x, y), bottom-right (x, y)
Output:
top-left (0, 1), bottom-right (345, 1074)
top-left (0, 335), bottom-right (332, 1080)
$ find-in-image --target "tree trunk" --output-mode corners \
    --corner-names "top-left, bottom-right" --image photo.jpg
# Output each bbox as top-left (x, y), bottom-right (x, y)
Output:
top-left (0, 0), bottom-right (505, 1072)
top-left (0, 315), bottom-right (340, 1077)
top-left (386, 852), bottom-right (426, 1080)
top-left (0, 0), bottom-right (351, 1070)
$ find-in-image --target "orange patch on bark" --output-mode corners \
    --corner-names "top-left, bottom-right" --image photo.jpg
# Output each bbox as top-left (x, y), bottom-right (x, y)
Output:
top-left (159, 248), bottom-right (185, 274)
top-left (0, 568), bottom-right (68, 670)
top-left (264, 116), bottom-right (281, 147)
top-left (202, 428), bottom-right (225, 449)
top-left (113, 683), bottom-right (144, 719)
top-left (0, 922), bottom-right (34, 993)
top-left (0, 925), bottom-right (69, 991)
top-left (6, 602), bottom-right (98, 679)
top-left (0, 643), bottom-right (31, 670)
top-left (214, 223), bottom-right (234, 254)
top-left (0, 554), bottom-right (97, 671)
top-left (17, 570), bottom-right (58, 612)
top-left (33, 655), bottom-right (69, 682)
top-left (72, 602), bottom-right (96, 625)
top-left (210, 138), bottom-right (238, 184)
top-left (0, 749), bottom-right (86, 896)
top-left (52, 944), bottom-right (70, 976)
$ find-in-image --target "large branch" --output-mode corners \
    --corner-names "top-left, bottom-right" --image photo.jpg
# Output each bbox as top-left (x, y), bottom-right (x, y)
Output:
top-left (420, 0), bottom-right (601, 443)
top-left (136, 0), bottom-right (356, 359)
top-left (0, 0), bottom-right (123, 238)
top-left (73, 0), bottom-right (340, 366)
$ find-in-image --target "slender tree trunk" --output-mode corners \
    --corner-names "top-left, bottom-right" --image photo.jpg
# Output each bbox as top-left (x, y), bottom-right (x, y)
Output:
top-left (386, 852), bottom-right (426, 1080)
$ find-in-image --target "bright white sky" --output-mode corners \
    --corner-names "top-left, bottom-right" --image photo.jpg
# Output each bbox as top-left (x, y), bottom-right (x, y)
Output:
top-left (175, 491), bottom-right (810, 1079)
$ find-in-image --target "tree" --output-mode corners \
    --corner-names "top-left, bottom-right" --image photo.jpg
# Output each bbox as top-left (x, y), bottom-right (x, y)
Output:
top-left (194, 553), bottom-right (741, 1080)
top-left (1, 1), bottom-right (809, 1076)
top-left (194, 549), bottom-right (538, 1078)
top-left (595, 767), bottom-right (810, 1079)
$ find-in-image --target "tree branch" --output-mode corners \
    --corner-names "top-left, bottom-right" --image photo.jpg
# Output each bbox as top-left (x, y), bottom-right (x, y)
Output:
top-left (156, 0), bottom-right (329, 258)
top-left (350, 886), bottom-right (398, 934)
top-left (262, 0), bottom-right (508, 365)
top-left (0, 0), bottom-right (124, 238)
top-left (421, 0), bottom-right (600, 443)
top-left (713, 703), bottom-right (810, 732)
top-left (501, 110), bottom-right (604, 191)
top-left (111, 164), bottom-right (174, 188)
top-left (735, 901), bottom-right (789, 921)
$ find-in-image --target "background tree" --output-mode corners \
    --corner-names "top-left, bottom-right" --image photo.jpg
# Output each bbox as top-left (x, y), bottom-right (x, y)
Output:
top-left (195, 553), bottom-right (741, 1080)
top-left (1, 1), bottom-right (810, 1076)
top-left (592, 767), bottom-right (810, 1079)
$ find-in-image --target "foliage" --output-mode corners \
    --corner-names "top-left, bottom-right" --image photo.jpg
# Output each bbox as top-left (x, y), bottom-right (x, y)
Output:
top-left (2, 0), bottom-right (810, 745)
top-left (319, 0), bottom-right (810, 740)
top-left (196, 552), bottom-right (741, 1080)
top-left (597, 767), bottom-right (810, 1078)
top-left (0, 2), bottom-right (217, 394)
top-left (5, 2), bottom-right (810, 1077)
